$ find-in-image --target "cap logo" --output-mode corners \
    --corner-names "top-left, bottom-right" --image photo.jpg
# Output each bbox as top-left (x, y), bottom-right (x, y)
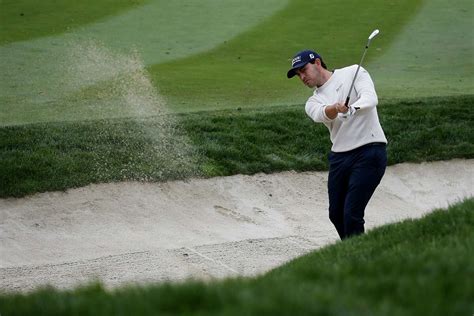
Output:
top-left (309, 53), bottom-right (314, 59)
top-left (291, 56), bottom-right (301, 67)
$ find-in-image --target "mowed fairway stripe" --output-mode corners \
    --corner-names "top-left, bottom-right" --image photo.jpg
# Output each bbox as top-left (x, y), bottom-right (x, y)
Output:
top-left (1, 0), bottom-right (288, 64)
top-left (152, 0), bottom-right (473, 112)
top-left (2, 0), bottom-right (472, 123)
top-left (150, 0), bottom-right (425, 112)
top-left (369, 0), bottom-right (474, 98)
top-left (0, 0), bottom-right (288, 125)
top-left (0, 0), bottom-right (149, 44)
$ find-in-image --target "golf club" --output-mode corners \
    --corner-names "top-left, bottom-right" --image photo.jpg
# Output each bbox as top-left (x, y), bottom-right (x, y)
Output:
top-left (344, 29), bottom-right (380, 109)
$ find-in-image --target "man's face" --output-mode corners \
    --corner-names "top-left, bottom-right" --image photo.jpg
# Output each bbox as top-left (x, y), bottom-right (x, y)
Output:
top-left (295, 62), bottom-right (320, 88)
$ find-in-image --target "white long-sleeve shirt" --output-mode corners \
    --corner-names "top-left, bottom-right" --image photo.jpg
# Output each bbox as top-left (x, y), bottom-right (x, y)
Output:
top-left (305, 65), bottom-right (387, 152)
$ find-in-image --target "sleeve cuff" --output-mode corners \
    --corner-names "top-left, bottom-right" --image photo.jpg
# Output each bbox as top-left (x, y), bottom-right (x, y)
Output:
top-left (322, 105), bottom-right (334, 122)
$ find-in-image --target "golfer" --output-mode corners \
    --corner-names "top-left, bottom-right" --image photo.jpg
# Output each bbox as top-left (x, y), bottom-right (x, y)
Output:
top-left (287, 50), bottom-right (387, 239)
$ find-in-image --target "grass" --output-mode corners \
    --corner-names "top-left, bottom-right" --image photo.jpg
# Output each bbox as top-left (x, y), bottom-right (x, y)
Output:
top-left (369, 0), bottom-right (474, 99)
top-left (150, 0), bottom-right (424, 111)
top-left (2, 0), bottom-right (472, 125)
top-left (1, 198), bottom-right (472, 315)
top-left (0, 0), bottom-right (289, 126)
top-left (1, 95), bottom-right (472, 198)
top-left (0, 0), bottom-right (149, 44)
top-left (150, 0), bottom-right (473, 111)
top-left (0, 117), bottom-right (201, 197)
top-left (1, 1), bottom-right (472, 314)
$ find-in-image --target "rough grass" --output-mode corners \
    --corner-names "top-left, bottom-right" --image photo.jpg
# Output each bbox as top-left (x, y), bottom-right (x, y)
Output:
top-left (1, 198), bottom-right (472, 316)
top-left (0, 95), bottom-right (472, 198)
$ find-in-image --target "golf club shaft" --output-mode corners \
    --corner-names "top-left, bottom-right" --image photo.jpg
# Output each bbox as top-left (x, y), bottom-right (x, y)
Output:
top-left (344, 46), bottom-right (368, 107)
top-left (344, 29), bottom-right (379, 108)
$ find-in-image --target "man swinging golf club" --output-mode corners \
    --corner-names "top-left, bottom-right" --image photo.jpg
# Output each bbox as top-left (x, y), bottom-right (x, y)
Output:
top-left (287, 30), bottom-right (387, 239)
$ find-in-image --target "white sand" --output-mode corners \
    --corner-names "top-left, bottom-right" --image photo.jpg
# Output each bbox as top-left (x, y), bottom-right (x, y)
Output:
top-left (1, 159), bottom-right (472, 292)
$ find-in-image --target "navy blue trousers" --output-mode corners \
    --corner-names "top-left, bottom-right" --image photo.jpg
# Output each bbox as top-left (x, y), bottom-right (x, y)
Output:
top-left (328, 143), bottom-right (387, 239)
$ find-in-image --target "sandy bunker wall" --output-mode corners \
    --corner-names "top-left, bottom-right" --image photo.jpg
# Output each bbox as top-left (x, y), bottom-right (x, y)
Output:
top-left (0, 159), bottom-right (473, 291)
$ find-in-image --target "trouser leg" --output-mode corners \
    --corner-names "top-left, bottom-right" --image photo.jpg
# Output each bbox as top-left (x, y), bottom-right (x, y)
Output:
top-left (344, 145), bottom-right (387, 238)
top-left (328, 153), bottom-right (349, 239)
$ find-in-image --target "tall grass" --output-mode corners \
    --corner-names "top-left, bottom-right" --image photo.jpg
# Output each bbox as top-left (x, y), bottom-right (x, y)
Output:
top-left (1, 198), bottom-right (472, 315)
top-left (1, 95), bottom-right (473, 198)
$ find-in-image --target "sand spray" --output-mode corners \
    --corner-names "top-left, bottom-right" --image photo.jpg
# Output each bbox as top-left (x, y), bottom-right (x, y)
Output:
top-left (63, 39), bottom-right (202, 181)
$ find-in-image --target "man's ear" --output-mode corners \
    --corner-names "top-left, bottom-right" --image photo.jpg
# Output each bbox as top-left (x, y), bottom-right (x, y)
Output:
top-left (314, 58), bottom-right (321, 67)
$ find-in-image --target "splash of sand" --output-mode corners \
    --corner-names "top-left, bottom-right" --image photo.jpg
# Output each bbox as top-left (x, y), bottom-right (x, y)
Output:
top-left (62, 40), bottom-right (202, 180)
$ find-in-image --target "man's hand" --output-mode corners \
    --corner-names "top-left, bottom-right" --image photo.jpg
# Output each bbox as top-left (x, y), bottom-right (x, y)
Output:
top-left (335, 102), bottom-right (349, 114)
top-left (338, 104), bottom-right (356, 121)
top-left (324, 102), bottom-right (349, 120)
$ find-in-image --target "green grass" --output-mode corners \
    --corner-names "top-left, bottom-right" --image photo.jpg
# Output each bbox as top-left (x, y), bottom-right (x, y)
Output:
top-left (370, 0), bottom-right (474, 99)
top-left (0, 0), bottom-right (149, 44)
top-left (0, 0), bottom-right (288, 126)
top-left (151, 0), bottom-right (473, 111)
top-left (1, 198), bottom-right (472, 316)
top-left (184, 94), bottom-right (473, 176)
top-left (1, 95), bottom-right (472, 198)
top-left (151, 0), bottom-right (425, 112)
top-left (2, 0), bottom-right (472, 125)
top-left (0, 117), bottom-right (201, 197)
top-left (1, 2), bottom-right (472, 314)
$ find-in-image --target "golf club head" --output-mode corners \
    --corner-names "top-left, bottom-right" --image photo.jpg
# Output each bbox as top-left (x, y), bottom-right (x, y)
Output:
top-left (368, 29), bottom-right (380, 40)
top-left (366, 29), bottom-right (380, 47)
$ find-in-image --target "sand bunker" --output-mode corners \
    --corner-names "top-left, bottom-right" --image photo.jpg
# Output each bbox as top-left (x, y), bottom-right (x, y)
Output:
top-left (1, 159), bottom-right (472, 292)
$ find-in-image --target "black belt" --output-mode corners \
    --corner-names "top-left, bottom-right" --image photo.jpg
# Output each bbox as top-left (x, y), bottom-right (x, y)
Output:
top-left (331, 142), bottom-right (386, 155)
top-left (363, 142), bottom-right (386, 147)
